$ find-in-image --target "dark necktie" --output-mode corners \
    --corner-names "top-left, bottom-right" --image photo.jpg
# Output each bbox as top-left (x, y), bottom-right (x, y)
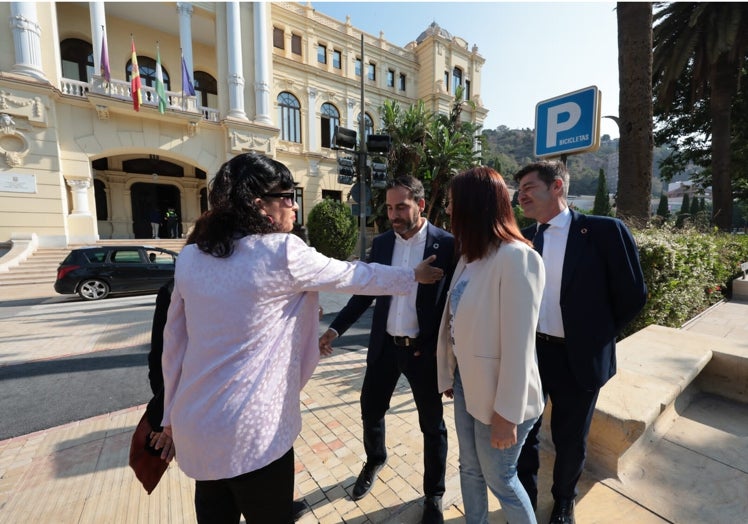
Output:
top-left (534, 223), bottom-right (550, 256)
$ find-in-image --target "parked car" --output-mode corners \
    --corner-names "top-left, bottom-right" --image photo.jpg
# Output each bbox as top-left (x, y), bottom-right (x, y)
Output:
top-left (54, 245), bottom-right (178, 300)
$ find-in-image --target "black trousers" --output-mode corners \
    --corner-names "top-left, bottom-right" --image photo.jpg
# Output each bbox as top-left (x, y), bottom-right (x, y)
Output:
top-left (194, 447), bottom-right (294, 524)
top-left (360, 337), bottom-right (447, 497)
top-left (517, 339), bottom-right (600, 504)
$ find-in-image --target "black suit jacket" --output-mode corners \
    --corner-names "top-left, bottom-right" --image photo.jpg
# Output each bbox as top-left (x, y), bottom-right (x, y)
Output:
top-left (523, 210), bottom-right (647, 390)
top-left (330, 223), bottom-right (455, 363)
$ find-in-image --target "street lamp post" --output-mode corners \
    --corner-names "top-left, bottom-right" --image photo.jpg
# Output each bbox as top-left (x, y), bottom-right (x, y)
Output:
top-left (357, 34), bottom-right (367, 261)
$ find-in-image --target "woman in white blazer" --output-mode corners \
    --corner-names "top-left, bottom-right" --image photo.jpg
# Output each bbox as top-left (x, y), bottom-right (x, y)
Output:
top-left (437, 166), bottom-right (545, 524)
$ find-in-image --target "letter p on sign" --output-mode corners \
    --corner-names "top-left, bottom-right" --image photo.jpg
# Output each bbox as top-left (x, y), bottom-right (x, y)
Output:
top-left (534, 86), bottom-right (600, 158)
top-left (546, 102), bottom-right (581, 148)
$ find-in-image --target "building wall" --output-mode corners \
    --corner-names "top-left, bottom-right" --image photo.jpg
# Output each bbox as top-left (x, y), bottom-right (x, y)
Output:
top-left (0, 1), bottom-right (486, 247)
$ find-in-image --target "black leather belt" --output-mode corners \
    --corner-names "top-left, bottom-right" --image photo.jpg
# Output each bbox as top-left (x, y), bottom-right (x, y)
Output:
top-left (536, 332), bottom-right (565, 345)
top-left (390, 335), bottom-right (418, 347)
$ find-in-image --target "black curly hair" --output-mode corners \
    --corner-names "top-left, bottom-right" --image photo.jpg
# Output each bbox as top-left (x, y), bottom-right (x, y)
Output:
top-left (189, 152), bottom-right (295, 257)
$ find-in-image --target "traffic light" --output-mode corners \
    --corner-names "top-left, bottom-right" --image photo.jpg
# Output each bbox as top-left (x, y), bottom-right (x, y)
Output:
top-left (337, 154), bottom-right (355, 185)
top-left (371, 158), bottom-right (388, 188)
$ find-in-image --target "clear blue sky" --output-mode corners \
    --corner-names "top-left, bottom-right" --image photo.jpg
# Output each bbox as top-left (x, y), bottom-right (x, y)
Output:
top-left (311, 1), bottom-right (621, 138)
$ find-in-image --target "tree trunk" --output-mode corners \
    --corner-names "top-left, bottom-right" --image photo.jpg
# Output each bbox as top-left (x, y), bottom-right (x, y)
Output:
top-left (709, 54), bottom-right (737, 231)
top-left (616, 2), bottom-right (653, 225)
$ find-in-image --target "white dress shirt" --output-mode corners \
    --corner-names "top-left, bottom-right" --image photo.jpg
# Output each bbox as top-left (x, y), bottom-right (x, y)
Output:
top-left (537, 207), bottom-right (571, 338)
top-left (386, 219), bottom-right (428, 338)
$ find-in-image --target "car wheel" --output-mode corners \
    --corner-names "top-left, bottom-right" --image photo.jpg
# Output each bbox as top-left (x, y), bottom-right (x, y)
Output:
top-left (78, 279), bottom-right (110, 300)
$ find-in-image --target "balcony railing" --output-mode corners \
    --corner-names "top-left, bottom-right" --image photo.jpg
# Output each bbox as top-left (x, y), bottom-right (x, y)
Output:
top-left (59, 76), bottom-right (219, 122)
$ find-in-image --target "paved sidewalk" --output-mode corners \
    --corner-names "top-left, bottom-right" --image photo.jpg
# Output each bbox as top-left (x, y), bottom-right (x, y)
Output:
top-left (0, 286), bottom-right (746, 523)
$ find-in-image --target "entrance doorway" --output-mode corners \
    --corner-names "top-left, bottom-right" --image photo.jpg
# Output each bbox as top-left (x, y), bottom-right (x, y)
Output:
top-left (131, 183), bottom-right (181, 239)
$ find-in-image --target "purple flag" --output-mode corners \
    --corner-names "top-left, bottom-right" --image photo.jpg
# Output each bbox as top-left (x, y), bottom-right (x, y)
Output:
top-left (181, 55), bottom-right (195, 96)
top-left (100, 28), bottom-right (111, 83)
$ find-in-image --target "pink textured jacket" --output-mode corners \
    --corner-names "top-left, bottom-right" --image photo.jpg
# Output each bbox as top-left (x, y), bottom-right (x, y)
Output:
top-left (162, 233), bottom-right (416, 480)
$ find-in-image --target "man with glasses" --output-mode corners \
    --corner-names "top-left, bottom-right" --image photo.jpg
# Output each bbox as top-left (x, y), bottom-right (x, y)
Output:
top-left (319, 176), bottom-right (454, 524)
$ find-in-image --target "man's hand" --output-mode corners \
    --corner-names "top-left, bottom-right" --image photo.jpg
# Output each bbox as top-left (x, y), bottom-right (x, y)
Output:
top-left (442, 388), bottom-right (454, 399)
top-left (490, 411), bottom-right (517, 450)
top-left (319, 328), bottom-right (338, 356)
top-left (414, 255), bottom-right (444, 284)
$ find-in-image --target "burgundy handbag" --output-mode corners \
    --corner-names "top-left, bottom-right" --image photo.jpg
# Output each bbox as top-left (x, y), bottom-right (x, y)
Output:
top-left (129, 412), bottom-right (169, 494)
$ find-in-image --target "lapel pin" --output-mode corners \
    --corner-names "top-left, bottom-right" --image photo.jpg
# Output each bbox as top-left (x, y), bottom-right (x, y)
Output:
top-left (581, 228), bottom-right (588, 234)
top-left (433, 243), bottom-right (439, 249)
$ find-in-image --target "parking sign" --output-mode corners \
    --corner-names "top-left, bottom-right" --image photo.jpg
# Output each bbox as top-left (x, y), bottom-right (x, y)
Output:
top-left (535, 86), bottom-right (601, 158)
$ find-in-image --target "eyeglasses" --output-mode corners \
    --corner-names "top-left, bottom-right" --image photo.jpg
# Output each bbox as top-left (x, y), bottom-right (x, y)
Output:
top-left (263, 192), bottom-right (296, 207)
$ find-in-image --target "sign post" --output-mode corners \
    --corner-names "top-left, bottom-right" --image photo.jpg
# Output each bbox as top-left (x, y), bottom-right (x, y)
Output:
top-left (534, 86), bottom-right (601, 159)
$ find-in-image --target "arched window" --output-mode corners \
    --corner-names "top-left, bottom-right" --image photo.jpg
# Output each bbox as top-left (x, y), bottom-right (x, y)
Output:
top-left (453, 67), bottom-right (463, 96)
top-left (194, 71), bottom-right (217, 108)
top-left (320, 103), bottom-right (340, 148)
top-left (60, 38), bottom-right (93, 82)
top-left (93, 179), bottom-right (108, 220)
top-left (357, 112), bottom-right (374, 138)
top-left (126, 56), bottom-right (171, 90)
top-left (278, 92), bottom-right (301, 143)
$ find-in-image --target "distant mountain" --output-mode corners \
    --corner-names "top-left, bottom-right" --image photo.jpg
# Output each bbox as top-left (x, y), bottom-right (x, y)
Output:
top-left (481, 126), bottom-right (672, 196)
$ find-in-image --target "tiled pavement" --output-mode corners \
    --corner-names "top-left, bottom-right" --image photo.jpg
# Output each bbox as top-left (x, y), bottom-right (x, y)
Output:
top-left (0, 284), bottom-right (746, 523)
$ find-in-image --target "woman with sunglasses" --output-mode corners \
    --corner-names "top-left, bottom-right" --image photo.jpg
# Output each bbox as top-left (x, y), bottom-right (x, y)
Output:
top-left (161, 152), bottom-right (444, 523)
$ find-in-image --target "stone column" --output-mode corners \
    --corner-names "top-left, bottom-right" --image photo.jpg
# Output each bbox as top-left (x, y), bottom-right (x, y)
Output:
top-left (252, 2), bottom-right (272, 124)
top-left (67, 179), bottom-right (92, 215)
top-left (9, 2), bottom-right (47, 81)
top-left (177, 2), bottom-right (194, 88)
top-left (347, 98), bottom-right (356, 129)
top-left (307, 87), bottom-right (317, 152)
top-left (226, 1), bottom-right (247, 120)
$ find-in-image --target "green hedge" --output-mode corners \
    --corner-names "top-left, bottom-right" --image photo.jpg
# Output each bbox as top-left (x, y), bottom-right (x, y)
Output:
top-left (624, 227), bottom-right (748, 337)
top-left (307, 199), bottom-right (358, 260)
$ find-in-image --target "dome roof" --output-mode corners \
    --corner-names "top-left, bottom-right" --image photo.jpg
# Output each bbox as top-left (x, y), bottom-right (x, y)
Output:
top-left (416, 22), bottom-right (452, 43)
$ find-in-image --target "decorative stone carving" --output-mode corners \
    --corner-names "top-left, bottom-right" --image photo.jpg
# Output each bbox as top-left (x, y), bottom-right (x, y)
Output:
top-left (0, 90), bottom-right (47, 125)
top-left (230, 131), bottom-right (271, 154)
top-left (0, 114), bottom-right (29, 167)
top-left (0, 113), bottom-right (15, 134)
top-left (95, 105), bottom-right (110, 120)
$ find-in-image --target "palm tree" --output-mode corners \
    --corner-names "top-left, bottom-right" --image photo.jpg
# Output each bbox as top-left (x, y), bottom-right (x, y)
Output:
top-left (616, 2), bottom-right (653, 224)
top-left (653, 3), bottom-right (748, 231)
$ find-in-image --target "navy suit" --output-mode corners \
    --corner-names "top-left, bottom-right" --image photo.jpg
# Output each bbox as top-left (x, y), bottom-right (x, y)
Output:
top-left (330, 223), bottom-right (455, 497)
top-left (517, 210), bottom-right (647, 503)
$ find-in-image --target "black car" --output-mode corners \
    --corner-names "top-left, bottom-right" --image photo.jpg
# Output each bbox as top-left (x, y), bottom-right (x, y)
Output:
top-left (54, 245), bottom-right (178, 300)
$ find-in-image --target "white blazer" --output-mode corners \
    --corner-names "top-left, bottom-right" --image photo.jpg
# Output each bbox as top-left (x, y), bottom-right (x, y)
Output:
top-left (437, 239), bottom-right (545, 426)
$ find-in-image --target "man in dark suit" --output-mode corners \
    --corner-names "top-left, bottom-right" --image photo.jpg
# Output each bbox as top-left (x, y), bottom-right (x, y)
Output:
top-left (319, 176), bottom-right (454, 524)
top-left (513, 161), bottom-right (647, 524)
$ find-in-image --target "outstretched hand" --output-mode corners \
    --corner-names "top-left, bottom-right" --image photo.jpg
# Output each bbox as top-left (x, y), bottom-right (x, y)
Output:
top-left (414, 255), bottom-right (444, 284)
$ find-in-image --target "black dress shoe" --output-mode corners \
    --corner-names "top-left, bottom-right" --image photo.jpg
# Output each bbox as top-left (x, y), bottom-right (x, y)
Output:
top-left (549, 498), bottom-right (575, 524)
top-left (421, 496), bottom-right (444, 524)
top-left (351, 461), bottom-right (385, 500)
top-left (292, 499), bottom-right (310, 521)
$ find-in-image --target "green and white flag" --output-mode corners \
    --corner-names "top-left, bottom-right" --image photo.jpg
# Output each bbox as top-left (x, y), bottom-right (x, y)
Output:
top-left (155, 45), bottom-right (167, 114)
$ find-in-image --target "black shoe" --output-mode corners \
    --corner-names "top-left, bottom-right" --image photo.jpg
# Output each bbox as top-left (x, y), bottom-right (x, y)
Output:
top-left (421, 496), bottom-right (444, 524)
top-left (292, 499), bottom-right (310, 521)
top-left (549, 499), bottom-right (575, 524)
top-left (351, 461), bottom-right (385, 500)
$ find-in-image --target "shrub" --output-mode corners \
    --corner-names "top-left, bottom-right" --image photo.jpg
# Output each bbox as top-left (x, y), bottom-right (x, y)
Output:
top-left (623, 226), bottom-right (748, 337)
top-left (307, 199), bottom-right (358, 260)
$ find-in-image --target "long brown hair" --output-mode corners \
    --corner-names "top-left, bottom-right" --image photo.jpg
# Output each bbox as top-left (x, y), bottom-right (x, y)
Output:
top-left (449, 166), bottom-right (531, 262)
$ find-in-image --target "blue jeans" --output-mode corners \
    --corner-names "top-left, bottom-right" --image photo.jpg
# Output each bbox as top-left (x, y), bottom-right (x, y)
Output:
top-left (453, 368), bottom-right (537, 524)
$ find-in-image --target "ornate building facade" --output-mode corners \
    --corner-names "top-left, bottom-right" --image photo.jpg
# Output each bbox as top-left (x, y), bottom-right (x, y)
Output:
top-left (0, 2), bottom-right (486, 246)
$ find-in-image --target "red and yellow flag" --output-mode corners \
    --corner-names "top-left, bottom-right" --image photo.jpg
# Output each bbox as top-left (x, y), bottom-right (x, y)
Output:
top-left (130, 37), bottom-right (142, 111)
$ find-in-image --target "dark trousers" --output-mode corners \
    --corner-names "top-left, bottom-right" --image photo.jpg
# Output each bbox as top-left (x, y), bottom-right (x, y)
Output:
top-left (194, 448), bottom-right (294, 524)
top-left (517, 339), bottom-right (600, 504)
top-left (360, 337), bottom-right (447, 497)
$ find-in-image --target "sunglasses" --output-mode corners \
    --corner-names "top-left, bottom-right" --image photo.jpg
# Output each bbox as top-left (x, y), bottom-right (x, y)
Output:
top-left (263, 191), bottom-right (296, 207)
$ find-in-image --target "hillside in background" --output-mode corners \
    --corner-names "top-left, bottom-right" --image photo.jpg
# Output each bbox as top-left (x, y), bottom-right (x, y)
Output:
top-left (481, 126), bottom-right (673, 196)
